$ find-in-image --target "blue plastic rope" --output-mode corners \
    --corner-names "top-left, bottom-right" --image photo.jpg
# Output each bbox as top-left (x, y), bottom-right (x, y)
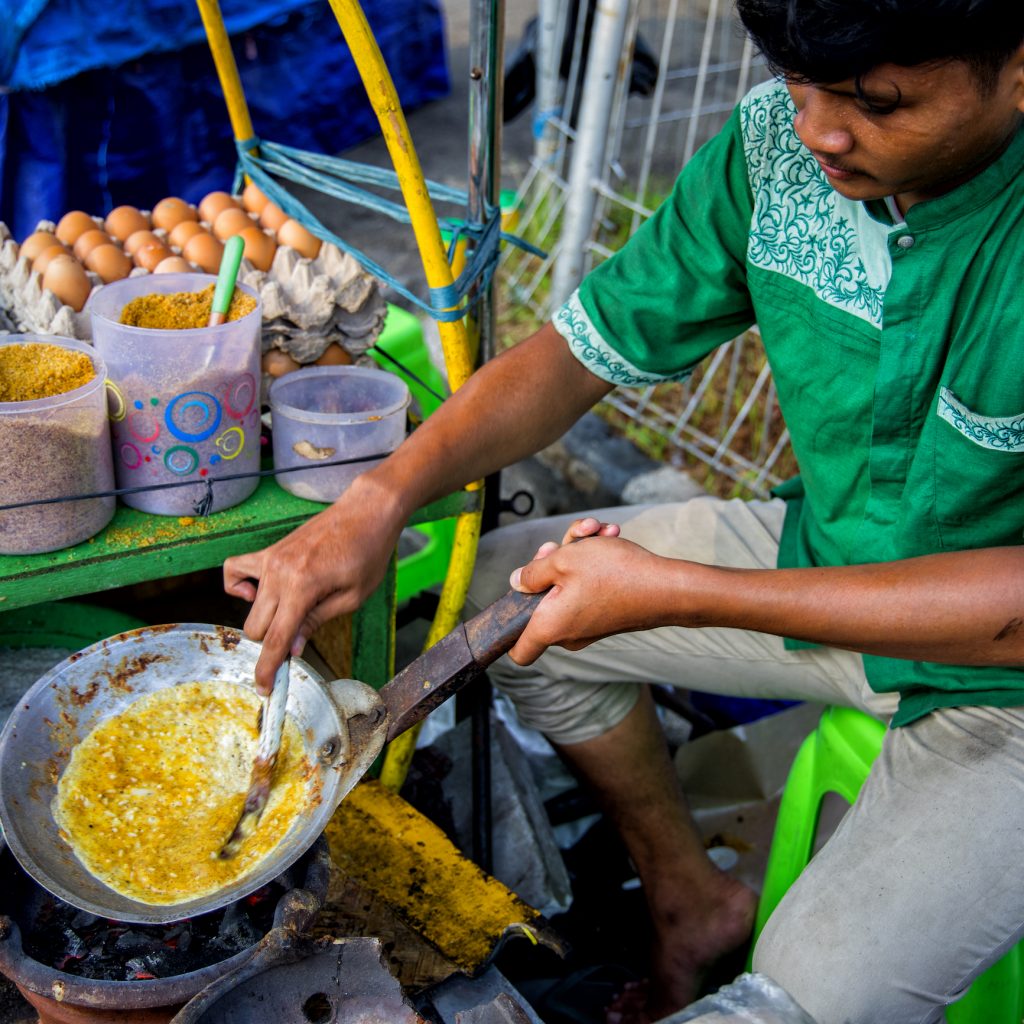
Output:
top-left (234, 137), bottom-right (545, 322)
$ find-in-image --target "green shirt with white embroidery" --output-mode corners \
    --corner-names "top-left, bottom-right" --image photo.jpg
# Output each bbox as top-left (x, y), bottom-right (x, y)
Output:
top-left (554, 79), bottom-right (1024, 727)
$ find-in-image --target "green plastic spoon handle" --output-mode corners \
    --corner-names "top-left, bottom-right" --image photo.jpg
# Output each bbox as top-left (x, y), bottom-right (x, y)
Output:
top-left (211, 235), bottom-right (246, 316)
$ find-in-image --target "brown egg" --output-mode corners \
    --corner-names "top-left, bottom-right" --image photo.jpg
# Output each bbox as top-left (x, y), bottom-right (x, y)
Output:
top-left (183, 232), bottom-right (224, 274)
top-left (33, 244), bottom-right (71, 277)
top-left (262, 349), bottom-right (301, 377)
top-left (104, 206), bottom-right (150, 242)
top-left (198, 191), bottom-right (239, 225)
top-left (42, 255), bottom-right (92, 311)
top-left (314, 343), bottom-right (352, 366)
top-left (124, 229), bottom-right (160, 256)
top-left (154, 256), bottom-right (193, 274)
top-left (19, 230), bottom-right (60, 264)
top-left (135, 243), bottom-right (173, 272)
top-left (259, 201), bottom-right (289, 232)
top-left (238, 226), bottom-right (276, 272)
top-left (242, 182), bottom-right (269, 214)
top-left (73, 229), bottom-right (113, 262)
top-left (212, 206), bottom-right (254, 241)
top-left (169, 220), bottom-right (205, 250)
top-left (86, 243), bottom-right (133, 283)
top-left (276, 219), bottom-right (322, 260)
top-left (151, 197), bottom-right (198, 233)
top-left (55, 211), bottom-right (98, 246)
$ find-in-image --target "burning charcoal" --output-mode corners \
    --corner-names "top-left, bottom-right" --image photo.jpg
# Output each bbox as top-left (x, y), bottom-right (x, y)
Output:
top-left (124, 957), bottom-right (148, 979)
top-left (71, 910), bottom-right (99, 930)
top-left (115, 929), bottom-right (162, 954)
top-left (212, 902), bottom-right (261, 954)
top-left (62, 928), bottom-right (86, 959)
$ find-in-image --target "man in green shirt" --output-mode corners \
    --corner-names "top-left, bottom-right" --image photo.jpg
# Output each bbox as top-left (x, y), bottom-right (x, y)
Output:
top-left (225, 0), bottom-right (1024, 1020)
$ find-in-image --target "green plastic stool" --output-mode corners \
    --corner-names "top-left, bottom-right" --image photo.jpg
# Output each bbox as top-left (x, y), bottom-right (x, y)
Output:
top-left (370, 304), bottom-right (456, 604)
top-left (753, 706), bottom-right (1024, 1022)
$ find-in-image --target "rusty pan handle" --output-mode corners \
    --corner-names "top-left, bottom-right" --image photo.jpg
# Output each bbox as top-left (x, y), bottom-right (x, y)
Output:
top-left (381, 588), bottom-right (546, 742)
top-left (463, 588), bottom-right (546, 667)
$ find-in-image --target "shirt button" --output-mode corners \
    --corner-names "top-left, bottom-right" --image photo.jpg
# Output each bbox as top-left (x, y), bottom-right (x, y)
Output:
top-left (896, 234), bottom-right (915, 249)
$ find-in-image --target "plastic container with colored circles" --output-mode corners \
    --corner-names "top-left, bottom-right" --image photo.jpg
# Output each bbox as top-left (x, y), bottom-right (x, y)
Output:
top-left (0, 335), bottom-right (115, 554)
top-left (269, 365), bottom-right (409, 502)
top-left (88, 273), bottom-right (261, 516)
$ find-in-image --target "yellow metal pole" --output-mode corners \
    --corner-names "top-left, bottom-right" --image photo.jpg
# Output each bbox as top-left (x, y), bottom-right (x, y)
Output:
top-left (322, 0), bottom-right (482, 791)
top-left (195, 0), bottom-right (257, 150)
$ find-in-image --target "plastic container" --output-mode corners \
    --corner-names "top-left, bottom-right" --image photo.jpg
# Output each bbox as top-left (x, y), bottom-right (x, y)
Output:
top-left (88, 273), bottom-right (262, 516)
top-left (0, 334), bottom-right (115, 554)
top-left (269, 365), bottom-right (410, 502)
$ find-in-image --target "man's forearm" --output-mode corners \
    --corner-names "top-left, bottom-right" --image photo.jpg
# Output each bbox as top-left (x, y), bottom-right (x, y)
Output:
top-left (361, 322), bottom-right (613, 522)
top-left (678, 547), bottom-right (1024, 666)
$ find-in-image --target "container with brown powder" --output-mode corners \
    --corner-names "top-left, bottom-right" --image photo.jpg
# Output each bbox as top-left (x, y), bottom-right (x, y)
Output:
top-left (88, 273), bottom-right (262, 516)
top-left (0, 335), bottom-right (115, 554)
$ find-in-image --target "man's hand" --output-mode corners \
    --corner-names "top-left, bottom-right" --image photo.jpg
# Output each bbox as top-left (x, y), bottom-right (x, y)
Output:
top-left (506, 516), bottom-right (681, 664)
top-left (224, 477), bottom-right (405, 694)
top-left (224, 322), bottom-right (613, 693)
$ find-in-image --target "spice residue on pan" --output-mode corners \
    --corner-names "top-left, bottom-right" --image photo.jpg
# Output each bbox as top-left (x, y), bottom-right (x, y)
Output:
top-left (54, 681), bottom-right (313, 905)
top-left (101, 652), bottom-right (170, 693)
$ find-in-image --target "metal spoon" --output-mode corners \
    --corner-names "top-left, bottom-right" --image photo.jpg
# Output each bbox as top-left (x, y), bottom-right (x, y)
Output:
top-left (220, 658), bottom-right (290, 858)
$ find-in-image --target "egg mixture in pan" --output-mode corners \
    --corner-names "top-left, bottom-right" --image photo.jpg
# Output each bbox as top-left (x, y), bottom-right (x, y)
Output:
top-left (54, 681), bottom-right (313, 905)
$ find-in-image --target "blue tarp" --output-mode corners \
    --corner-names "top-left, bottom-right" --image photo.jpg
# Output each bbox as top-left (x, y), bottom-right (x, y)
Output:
top-left (0, 0), bottom-right (450, 239)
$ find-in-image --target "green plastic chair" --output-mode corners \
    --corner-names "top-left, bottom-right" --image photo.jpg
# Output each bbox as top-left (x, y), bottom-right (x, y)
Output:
top-left (370, 304), bottom-right (457, 605)
top-left (753, 705), bottom-right (1024, 1023)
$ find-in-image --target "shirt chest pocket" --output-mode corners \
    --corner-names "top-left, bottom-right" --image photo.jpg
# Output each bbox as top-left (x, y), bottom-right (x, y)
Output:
top-left (932, 387), bottom-right (1024, 549)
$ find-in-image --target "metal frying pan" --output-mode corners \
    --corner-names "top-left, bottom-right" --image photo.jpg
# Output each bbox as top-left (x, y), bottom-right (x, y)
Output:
top-left (0, 590), bottom-right (541, 924)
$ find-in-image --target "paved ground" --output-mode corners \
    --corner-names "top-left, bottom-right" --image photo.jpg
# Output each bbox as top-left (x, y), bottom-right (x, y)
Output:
top-left (306, 0), bottom-right (539, 306)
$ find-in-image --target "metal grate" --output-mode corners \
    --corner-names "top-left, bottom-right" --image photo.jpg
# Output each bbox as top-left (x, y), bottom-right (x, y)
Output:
top-left (501, 0), bottom-right (791, 497)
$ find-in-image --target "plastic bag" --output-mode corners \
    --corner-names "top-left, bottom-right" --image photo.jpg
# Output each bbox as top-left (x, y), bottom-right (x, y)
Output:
top-left (659, 973), bottom-right (818, 1023)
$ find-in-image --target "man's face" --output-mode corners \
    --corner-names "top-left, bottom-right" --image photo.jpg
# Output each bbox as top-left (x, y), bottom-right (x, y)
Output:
top-left (786, 48), bottom-right (1024, 210)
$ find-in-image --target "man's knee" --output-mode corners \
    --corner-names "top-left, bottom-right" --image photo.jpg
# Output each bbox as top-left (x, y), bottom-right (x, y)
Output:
top-left (753, 899), bottom-right (940, 1024)
top-left (488, 652), bottom-right (640, 745)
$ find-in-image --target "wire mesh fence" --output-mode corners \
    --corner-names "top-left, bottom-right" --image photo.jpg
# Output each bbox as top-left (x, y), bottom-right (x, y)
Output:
top-left (500, 0), bottom-right (795, 497)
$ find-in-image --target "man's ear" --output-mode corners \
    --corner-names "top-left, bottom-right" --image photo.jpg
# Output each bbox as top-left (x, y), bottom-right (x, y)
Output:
top-left (1011, 43), bottom-right (1024, 115)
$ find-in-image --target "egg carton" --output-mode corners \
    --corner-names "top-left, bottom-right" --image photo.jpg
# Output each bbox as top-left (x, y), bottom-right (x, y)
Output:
top-left (238, 240), bottom-right (386, 363)
top-left (0, 216), bottom-right (386, 365)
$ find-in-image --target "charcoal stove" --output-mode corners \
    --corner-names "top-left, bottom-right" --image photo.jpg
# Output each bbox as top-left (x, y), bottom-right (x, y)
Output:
top-left (0, 836), bottom-right (330, 1024)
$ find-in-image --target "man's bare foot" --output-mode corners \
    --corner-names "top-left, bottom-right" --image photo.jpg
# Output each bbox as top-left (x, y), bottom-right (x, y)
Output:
top-left (606, 872), bottom-right (758, 1024)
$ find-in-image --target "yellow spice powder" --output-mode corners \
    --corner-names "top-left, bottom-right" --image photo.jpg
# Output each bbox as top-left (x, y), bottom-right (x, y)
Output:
top-left (0, 343), bottom-right (95, 402)
top-left (119, 284), bottom-right (257, 330)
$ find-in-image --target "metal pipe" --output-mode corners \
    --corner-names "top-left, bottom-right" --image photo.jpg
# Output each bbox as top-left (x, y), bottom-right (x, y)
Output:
top-left (466, 0), bottom-right (504, 368)
top-left (550, 0), bottom-right (633, 307)
top-left (534, 0), bottom-right (568, 165)
top-left (466, 0), bottom-right (503, 865)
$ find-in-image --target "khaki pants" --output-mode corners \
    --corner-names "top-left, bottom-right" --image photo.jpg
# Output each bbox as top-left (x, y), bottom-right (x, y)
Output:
top-left (467, 497), bottom-right (1024, 1024)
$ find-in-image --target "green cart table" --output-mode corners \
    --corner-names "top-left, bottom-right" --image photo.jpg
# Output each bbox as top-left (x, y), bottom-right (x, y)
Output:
top-left (0, 478), bottom-right (480, 689)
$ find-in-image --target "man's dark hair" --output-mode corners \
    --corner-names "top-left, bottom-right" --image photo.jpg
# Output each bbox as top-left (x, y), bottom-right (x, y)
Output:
top-left (736, 0), bottom-right (1024, 98)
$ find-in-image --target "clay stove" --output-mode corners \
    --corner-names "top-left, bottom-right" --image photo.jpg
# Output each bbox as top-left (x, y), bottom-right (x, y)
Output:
top-left (0, 838), bottom-right (329, 1024)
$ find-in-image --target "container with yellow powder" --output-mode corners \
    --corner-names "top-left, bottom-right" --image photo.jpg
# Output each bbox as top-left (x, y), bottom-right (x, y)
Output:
top-left (88, 273), bottom-right (262, 516)
top-left (0, 334), bottom-right (115, 554)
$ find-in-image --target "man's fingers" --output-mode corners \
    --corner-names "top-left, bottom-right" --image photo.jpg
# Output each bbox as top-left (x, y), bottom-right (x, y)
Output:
top-left (559, 517), bottom-right (621, 545)
top-left (227, 578), bottom-right (258, 603)
top-left (510, 559), bottom-right (556, 593)
top-left (560, 516), bottom-right (600, 545)
top-left (254, 617), bottom-right (301, 694)
top-left (507, 633), bottom-right (546, 666)
top-left (532, 541), bottom-right (560, 561)
top-left (223, 553), bottom-right (262, 601)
